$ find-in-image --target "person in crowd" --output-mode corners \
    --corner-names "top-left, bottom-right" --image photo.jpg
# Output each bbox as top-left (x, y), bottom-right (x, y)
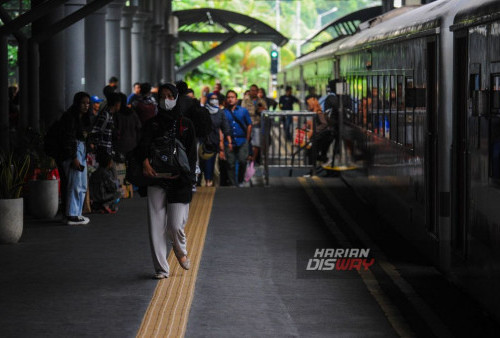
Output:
top-left (137, 83), bottom-right (197, 279)
top-left (103, 76), bottom-right (119, 102)
top-left (90, 92), bottom-right (121, 156)
top-left (258, 87), bottom-right (277, 111)
top-left (186, 88), bottom-right (195, 98)
top-left (224, 90), bottom-right (252, 186)
top-left (176, 80), bottom-right (197, 116)
top-left (151, 84), bottom-right (159, 102)
top-left (89, 151), bottom-right (121, 214)
top-left (132, 82), bottom-right (157, 125)
top-left (199, 86), bottom-right (210, 106)
top-left (319, 80), bottom-right (340, 165)
top-left (237, 90), bottom-right (250, 106)
top-left (279, 86), bottom-right (300, 140)
top-left (114, 92), bottom-right (142, 163)
top-left (241, 84), bottom-right (267, 163)
top-left (59, 92), bottom-right (92, 225)
top-left (305, 86), bottom-right (320, 102)
top-left (305, 96), bottom-right (334, 164)
top-left (200, 92), bottom-right (232, 187)
top-left (213, 82), bottom-right (225, 105)
top-left (89, 95), bottom-right (103, 125)
top-left (127, 82), bottom-right (141, 106)
top-left (176, 80), bottom-right (213, 188)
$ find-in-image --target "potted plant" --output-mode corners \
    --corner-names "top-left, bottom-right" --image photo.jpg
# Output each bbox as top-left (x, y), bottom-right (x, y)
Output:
top-left (0, 152), bottom-right (30, 244)
top-left (23, 127), bottom-right (60, 219)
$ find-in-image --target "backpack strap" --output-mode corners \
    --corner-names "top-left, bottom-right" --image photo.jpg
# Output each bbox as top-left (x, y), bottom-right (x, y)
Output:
top-left (229, 109), bottom-right (247, 134)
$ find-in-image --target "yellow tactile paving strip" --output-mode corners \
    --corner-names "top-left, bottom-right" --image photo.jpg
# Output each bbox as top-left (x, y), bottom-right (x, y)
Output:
top-left (137, 187), bottom-right (216, 338)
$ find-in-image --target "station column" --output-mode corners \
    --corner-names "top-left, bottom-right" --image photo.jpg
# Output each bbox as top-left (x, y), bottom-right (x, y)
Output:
top-left (105, 1), bottom-right (124, 86)
top-left (120, 6), bottom-right (137, 94)
top-left (64, 0), bottom-right (86, 108)
top-left (85, 5), bottom-right (106, 97)
top-left (143, 17), bottom-right (153, 85)
top-left (151, 0), bottom-right (164, 84)
top-left (131, 11), bottom-right (149, 84)
top-left (36, 6), bottom-right (66, 128)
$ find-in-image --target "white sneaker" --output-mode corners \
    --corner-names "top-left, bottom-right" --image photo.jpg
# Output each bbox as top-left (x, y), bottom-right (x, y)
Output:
top-left (154, 272), bottom-right (169, 279)
top-left (66, 216), bottom-right (90, 225)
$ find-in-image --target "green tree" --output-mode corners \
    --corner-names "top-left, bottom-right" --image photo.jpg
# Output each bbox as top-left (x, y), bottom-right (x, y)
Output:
top-left (174, 0), bottom-right (380, 95)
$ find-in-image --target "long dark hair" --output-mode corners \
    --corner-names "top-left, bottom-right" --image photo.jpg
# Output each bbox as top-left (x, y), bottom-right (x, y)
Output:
top-left (71, 91), bottom-right (91, 114)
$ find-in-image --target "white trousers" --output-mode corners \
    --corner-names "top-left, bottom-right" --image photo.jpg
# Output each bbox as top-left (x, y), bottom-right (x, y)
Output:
top-left (147, 186), bottom-right (189, 277)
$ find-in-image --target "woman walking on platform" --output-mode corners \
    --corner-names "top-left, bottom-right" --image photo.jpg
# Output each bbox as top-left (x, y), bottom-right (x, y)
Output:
top-left (137, 83), bottom-right (197, 279)
top-left (200, 92), bottom-right (232, 187)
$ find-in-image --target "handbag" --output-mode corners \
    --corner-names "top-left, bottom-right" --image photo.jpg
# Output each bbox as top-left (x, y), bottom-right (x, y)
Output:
top-left (148, 120), bottom-right (190, 176)
top-left (244, 161), bottom-right (256, 182)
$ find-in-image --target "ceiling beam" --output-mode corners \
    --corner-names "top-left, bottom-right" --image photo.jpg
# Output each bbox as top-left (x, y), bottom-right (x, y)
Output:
top-left (32, 0), bottom-right (115, 43)
top-left (0, 0), bottom-right (68, 36)
top-left (178, 31), bottom-right (286, 44)
top-left (177, 34), bottom-right (240, 77)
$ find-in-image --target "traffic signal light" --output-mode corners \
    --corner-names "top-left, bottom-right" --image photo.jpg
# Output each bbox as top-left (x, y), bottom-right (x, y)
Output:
top-left (270, 49), bottom-right (278, 74)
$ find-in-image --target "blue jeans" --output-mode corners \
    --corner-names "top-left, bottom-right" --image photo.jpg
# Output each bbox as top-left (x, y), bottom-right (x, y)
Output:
top-left (284, 116), bottom-right (293, 140)
top-left (63, 141), bottom-right (87, 217)
top-left (226, 140), bottom-right (249, 186)
top-left (202, 155), bottom-right (216, 181)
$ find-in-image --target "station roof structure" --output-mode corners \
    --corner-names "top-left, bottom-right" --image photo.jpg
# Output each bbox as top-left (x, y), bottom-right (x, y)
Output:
top-left (300, 6), bottom-right (383, 57)
top-left (452, 0), bottom-right (500, 30)
top-left (173, 8), bottom-right (288, 77)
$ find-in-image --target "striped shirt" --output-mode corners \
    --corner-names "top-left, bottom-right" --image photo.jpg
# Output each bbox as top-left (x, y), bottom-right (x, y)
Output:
top-left (90, 109), bottom-right (114, 154)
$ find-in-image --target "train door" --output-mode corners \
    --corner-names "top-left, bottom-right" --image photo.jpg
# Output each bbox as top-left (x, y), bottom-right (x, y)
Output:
top-left (452, 33), bottom-right (469, 255)
top-left (426, 38), bottom-right (438, 234)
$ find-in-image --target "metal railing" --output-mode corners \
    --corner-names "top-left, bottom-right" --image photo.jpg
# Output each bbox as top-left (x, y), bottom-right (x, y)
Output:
top-left (262, 111), bottom-right (318, 185)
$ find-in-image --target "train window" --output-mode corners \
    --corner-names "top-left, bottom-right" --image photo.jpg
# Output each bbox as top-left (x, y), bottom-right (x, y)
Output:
top-left (470, 74), bottom-right (481, 116)
top-left (384, 76), bottom-right (391, 140)
top-left (367, 76), bottom-right (372, 131)
top-left (348, 76), bottom-right (355, 124)
top-left (405, 77), bottom-right (414, 148)
top-left (390, 76), bottom-right (397, 142)
top-left (378, 76), bottom-right (383, 136)
top-left (397, 76), bottom-right (405, 144)
top-left (362, 77), bottom-right (368, 129)
top-left (492, 75), bottom-right (500, 114)
top-left (355, 76), bottom-right (361, 126)
top-left (470, 74), bottom-right (480, 96)
top-left (490, 117), bottom-right (500, 181)
top-left (372, 76), bottom-right (379, 134)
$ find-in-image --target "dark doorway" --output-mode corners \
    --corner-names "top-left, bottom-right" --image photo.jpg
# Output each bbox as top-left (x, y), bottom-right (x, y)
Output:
top-left (426, 39), bottom-right (438, 235)
top-left (453, 35), bottom-right (469, 256)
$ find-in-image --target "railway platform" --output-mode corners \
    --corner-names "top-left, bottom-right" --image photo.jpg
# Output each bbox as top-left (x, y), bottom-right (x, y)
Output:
top-left (0, 177), bottom-right (498, 337)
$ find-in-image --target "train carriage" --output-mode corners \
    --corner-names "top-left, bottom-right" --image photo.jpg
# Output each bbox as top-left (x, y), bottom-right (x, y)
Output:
top-left (337, 1), bottom-right (461, 258)
top-left (279, 0), bottom-right (500, 321)
top-left (450, 0), bottom-right (500, 319)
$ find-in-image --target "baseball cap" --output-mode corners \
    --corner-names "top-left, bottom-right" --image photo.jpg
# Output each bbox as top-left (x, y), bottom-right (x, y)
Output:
top-left (91, 95), bottom-right (104, 103)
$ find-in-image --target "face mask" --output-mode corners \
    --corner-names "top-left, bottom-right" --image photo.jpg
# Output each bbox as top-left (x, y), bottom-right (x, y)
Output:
top-left (161, 98), bottom-right (177, 110)
top-left (209, 99), bottom-right (219, 107)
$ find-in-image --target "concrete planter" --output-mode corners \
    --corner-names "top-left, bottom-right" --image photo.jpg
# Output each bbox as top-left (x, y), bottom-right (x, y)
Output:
top-left (28, 179), bottom-right (59, 219)
top-left (0, 198), bottom-right (23, 244)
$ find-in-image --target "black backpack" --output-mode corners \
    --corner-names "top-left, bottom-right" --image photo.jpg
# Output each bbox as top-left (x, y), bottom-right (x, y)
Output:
top-left (43, 119), bottom-right (63, 161)
top-left (192, 104), bottom-right (213, 138)
top-left (181, 98), bottom-right (212, 139)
